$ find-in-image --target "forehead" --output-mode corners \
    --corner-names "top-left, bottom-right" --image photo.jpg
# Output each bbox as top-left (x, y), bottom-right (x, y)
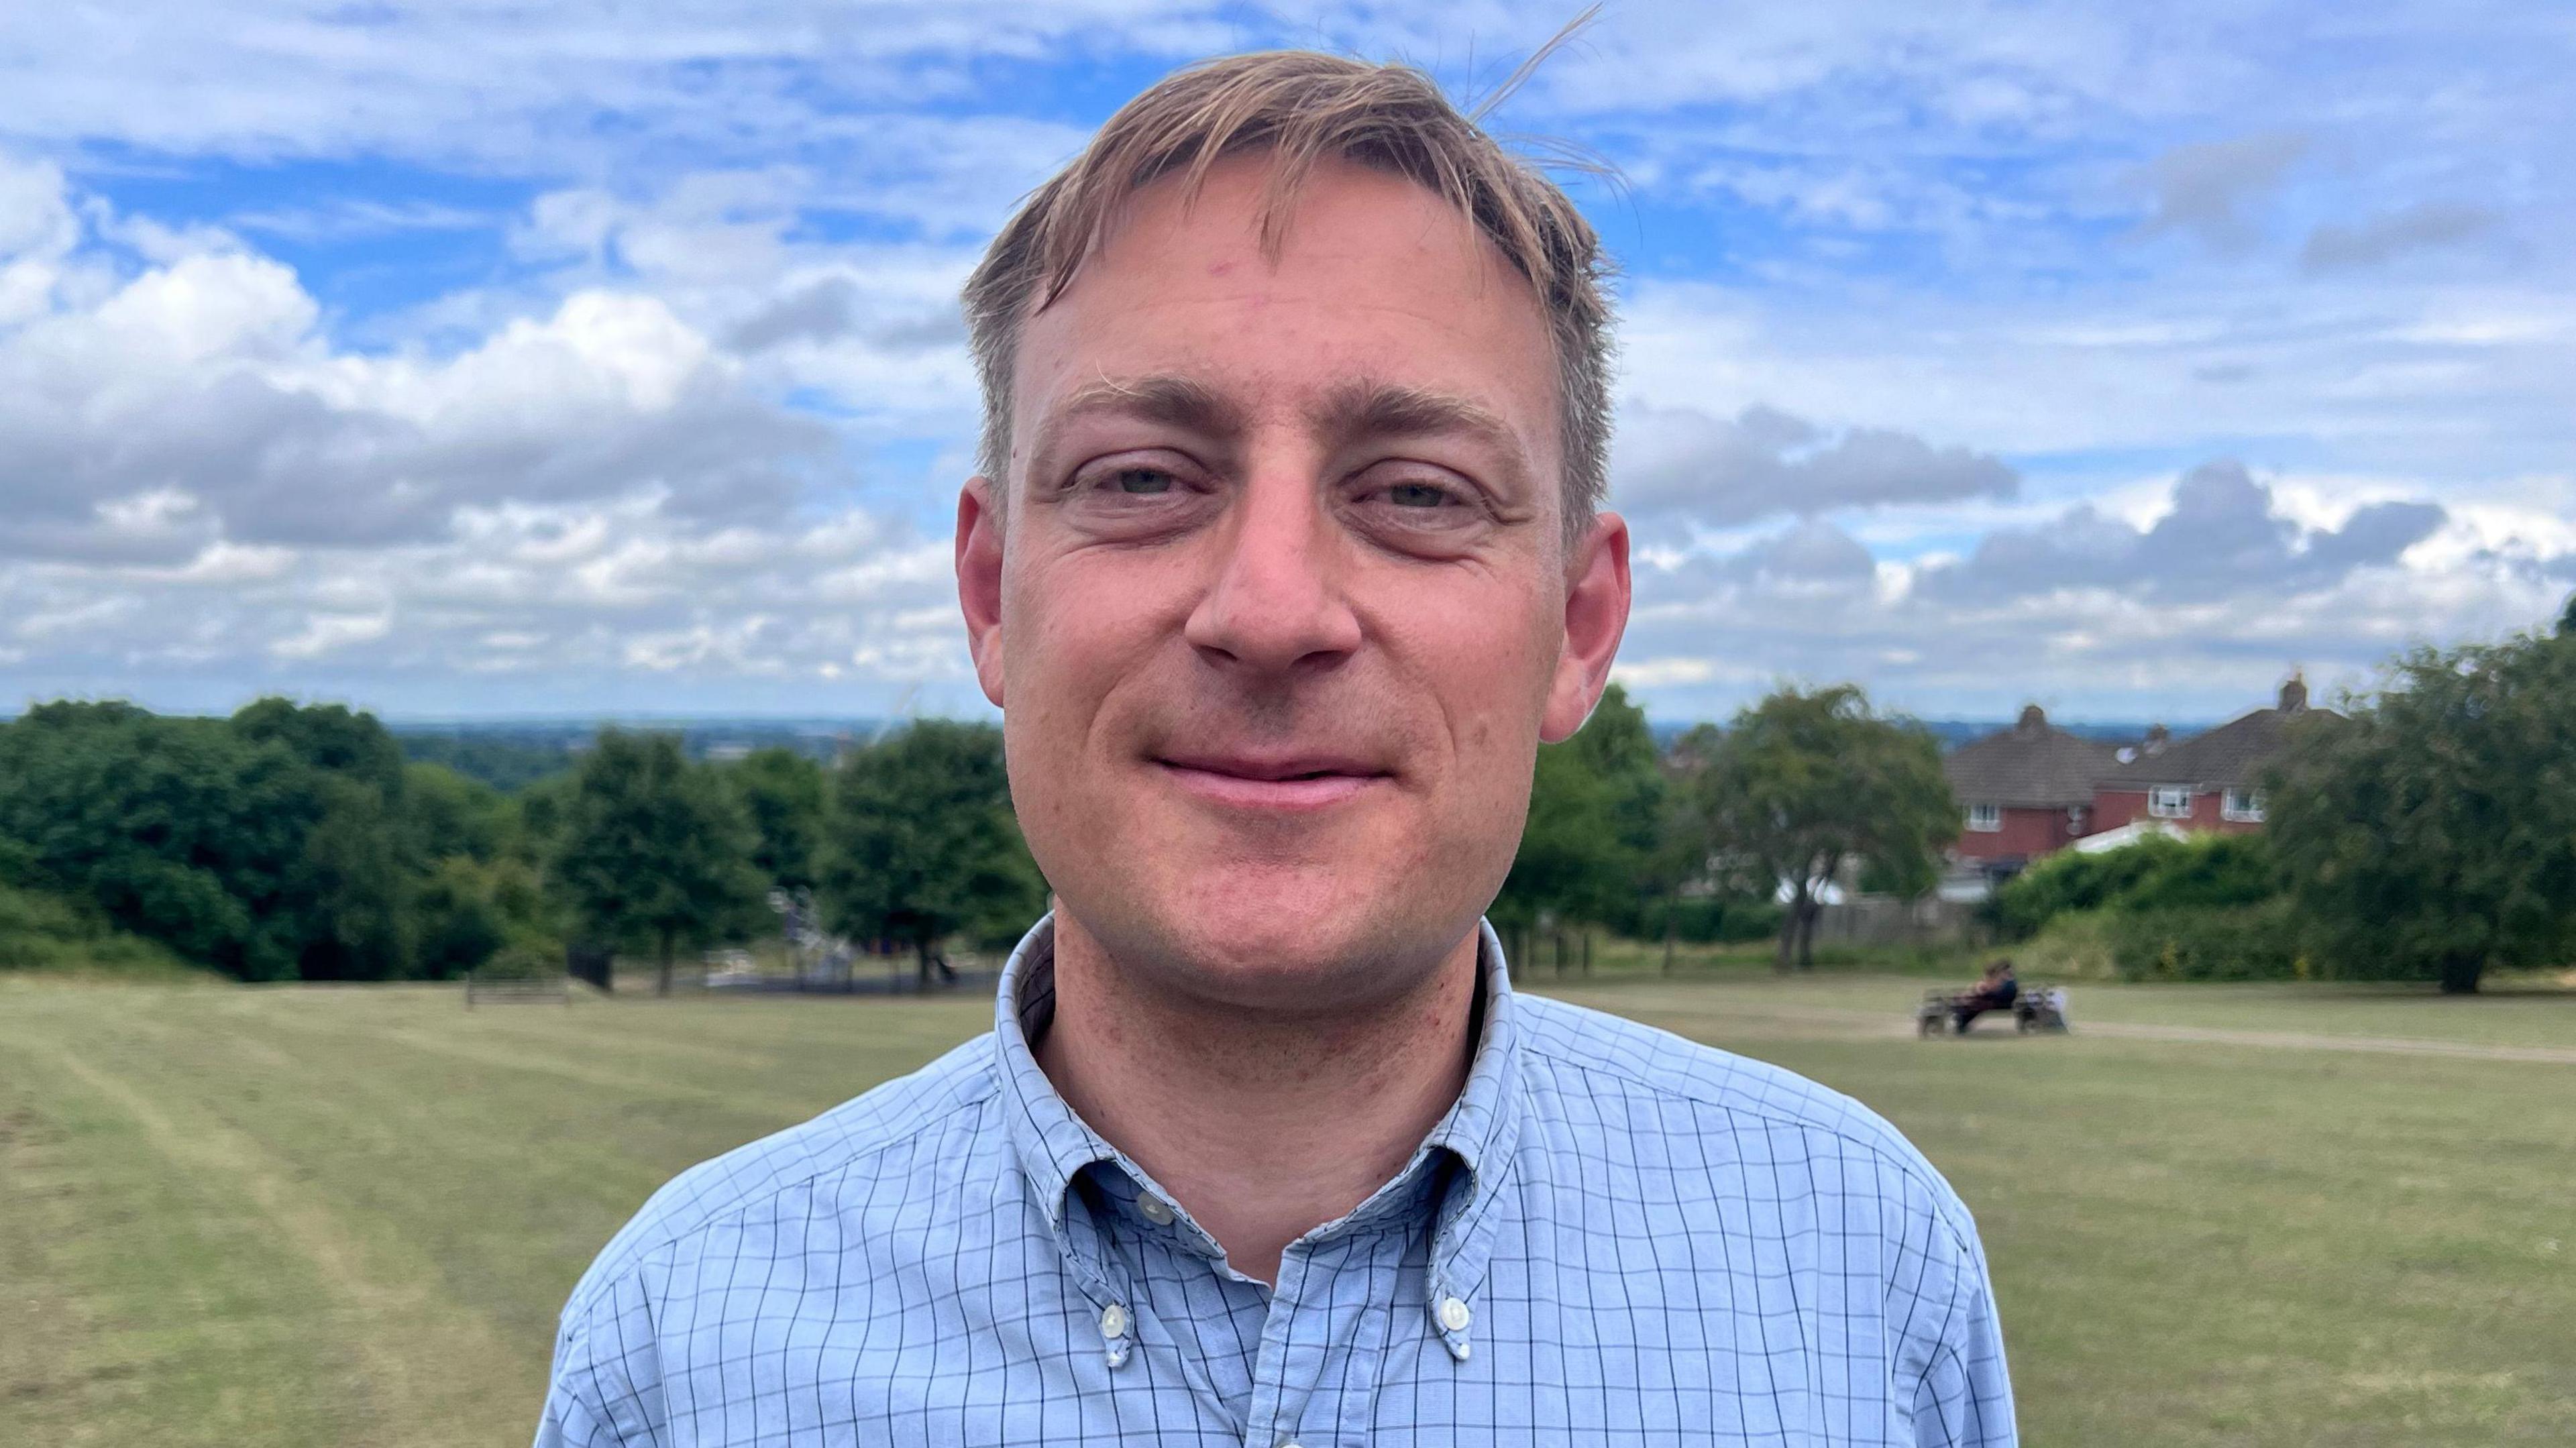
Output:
top-left (1008, 156), bottom-right (1560, 457)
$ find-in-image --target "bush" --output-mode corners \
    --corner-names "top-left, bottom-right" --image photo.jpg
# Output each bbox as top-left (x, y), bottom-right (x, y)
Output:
top-left (472, 943), bottom-right (564, 981)
top-left (1996, 834), bottom-right (2277, 938)
top-left (1634, 894), bottom-right (1784, 945)
top-left (2104, 900), bottom-right (2304, 981)
top-left (2012, 910), bottom-right (2121, 981)
top-left (0, 881), bottom-right (197, 975)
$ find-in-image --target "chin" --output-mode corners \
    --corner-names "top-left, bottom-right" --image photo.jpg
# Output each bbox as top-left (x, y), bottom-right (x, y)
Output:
top-left (1110, 862), bottom-right (1473, 1010)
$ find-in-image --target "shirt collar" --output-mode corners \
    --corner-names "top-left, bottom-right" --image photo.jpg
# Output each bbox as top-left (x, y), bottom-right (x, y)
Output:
top-left (991, 913), bottom-right (1526, 1271)
top-left (991, 914), bottom-right (1120, 1232)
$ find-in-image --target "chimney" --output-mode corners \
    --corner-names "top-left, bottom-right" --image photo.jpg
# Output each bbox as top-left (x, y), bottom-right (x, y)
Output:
top-left (2015, 704), bottom-right (2046, 736)
top-left (2279, 673), bottom-right (2308, 714)
top-left (2143, 723), bottom-right (2170, 755)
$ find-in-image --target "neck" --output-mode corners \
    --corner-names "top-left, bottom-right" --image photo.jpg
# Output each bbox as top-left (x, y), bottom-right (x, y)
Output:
top-left (1033, 913), bottom-right (1481, 1285)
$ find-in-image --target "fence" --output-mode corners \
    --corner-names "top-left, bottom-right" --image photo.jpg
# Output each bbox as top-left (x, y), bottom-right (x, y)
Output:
top-left (1811, 896), bottom-right (1986, 948)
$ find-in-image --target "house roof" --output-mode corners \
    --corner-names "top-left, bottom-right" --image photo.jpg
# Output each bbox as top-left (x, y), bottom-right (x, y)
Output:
top-left (1943, 705), bottom-right (2126, 809)
top-left (2101, 678), bottom-right (2337, 791)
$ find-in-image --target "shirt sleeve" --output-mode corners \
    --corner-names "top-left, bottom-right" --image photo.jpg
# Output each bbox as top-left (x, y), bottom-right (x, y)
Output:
top-left (1903, 1213), bottom-right (2016, 1447)
top-left (533, 1270), bottom-right (669, 1448)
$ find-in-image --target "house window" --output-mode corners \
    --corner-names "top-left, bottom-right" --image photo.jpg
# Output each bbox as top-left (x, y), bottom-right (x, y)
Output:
top-left (1965, 803), bottom-right (2002, 833)
top-left (2222, 787), bottom-right (2267, 822)
top-left (2149, 785), bottom-right (2193, 819)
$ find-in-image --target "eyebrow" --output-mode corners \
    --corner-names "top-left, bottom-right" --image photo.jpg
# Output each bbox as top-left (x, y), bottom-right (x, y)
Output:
top-left (1027, 374), bottom-right (1244, 480)
top-left (1305, 379), bottom-right (1521, 459)
top-left (1022, 373), bottom-right (1531, 498)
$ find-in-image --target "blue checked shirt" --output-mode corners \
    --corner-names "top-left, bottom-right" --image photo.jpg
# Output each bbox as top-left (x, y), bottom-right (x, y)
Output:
top-left (537, 918), bottom-right (2015, 1446)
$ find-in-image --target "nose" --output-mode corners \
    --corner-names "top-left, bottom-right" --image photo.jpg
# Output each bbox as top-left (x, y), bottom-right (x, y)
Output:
top-left (1183, 469), bottom-right (1362, 677)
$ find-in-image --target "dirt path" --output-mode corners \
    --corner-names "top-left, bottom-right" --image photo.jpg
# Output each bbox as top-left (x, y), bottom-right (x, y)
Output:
top-left (1569, 994), bottom-right (2576, 1064)
top-left (2066, 1019), bottom-right (2576, 1064)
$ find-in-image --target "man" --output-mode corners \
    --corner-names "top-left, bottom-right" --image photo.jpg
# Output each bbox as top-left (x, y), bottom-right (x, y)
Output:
top-left (537, 49), bottom-right (2012, 1447)
top-left (1953, 960), bottom-right (2021, 1035)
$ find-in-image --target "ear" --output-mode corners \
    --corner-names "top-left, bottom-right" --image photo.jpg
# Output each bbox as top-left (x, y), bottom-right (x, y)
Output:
top-left (1539, 510), bottom-right (1631, 743)
top-left (955, 477), bottom-right (1008, 709)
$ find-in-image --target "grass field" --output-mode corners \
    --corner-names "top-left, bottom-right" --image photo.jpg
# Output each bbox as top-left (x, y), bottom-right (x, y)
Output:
top-left (4, 967), bottom-right (2573, 1446)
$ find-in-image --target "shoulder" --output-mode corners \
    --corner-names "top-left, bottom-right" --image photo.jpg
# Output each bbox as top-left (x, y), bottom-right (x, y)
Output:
top-left (559, 1032), bottom-right (1000, 1323)
top-left (1513, 993), bottom-right (1977, 1239)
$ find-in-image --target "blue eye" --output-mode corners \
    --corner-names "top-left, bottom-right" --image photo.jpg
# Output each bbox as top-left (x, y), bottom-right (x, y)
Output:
top-left (1111, 468), bottom-right (1174, 495)
top-left (1387, 482), bottom-right (1450, 508)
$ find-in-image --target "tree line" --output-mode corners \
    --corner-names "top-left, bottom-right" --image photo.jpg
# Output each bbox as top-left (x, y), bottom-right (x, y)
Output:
top-left (5, 599), bottom-right (2572, 993)
top-left (0, 683), bottom-right (1964, 988)
top-left (0, 702), bottom-right (1047, 991)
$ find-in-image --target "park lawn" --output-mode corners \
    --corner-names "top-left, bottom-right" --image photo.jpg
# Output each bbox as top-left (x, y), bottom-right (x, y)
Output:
top-left (1, 972), bottom-right (2571, 1447)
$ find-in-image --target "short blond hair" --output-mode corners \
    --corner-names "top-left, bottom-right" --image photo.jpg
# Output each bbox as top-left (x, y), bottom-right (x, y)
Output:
top-left (961, 50), bottom-right (1615, 545)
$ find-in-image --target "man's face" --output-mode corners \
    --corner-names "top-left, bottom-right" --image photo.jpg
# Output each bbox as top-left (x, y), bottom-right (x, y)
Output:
top-left (957, 154), bottom-right (1628, 1011)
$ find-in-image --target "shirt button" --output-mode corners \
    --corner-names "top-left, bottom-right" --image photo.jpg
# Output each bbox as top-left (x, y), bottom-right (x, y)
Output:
top-left (1438, 1296), bottom-right (1472, 1333)
top-left (1137, 1194), bottom-right (1175, 1225)
top-left (1099, 1303), bottom-right (1128, 1341)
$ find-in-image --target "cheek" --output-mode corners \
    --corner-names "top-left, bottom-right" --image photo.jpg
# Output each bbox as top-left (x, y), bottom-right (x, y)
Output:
top-left (1002, 549), bottom-right (1191, 747)
top-left (1381, 569), bottom-right (1560, 719)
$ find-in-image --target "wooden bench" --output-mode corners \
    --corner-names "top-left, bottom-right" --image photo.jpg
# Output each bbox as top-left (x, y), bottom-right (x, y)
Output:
top-left (465, 971), bottom-right (570, 1007)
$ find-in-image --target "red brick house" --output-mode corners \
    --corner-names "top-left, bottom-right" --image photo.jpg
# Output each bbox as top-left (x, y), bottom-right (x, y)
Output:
top-left (2092, 677), bottom-right (2323, 835)
top-left (1943, 705), bottom-right (2123, 869)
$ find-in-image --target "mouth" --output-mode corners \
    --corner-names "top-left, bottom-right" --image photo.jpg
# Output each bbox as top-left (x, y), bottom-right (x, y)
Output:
top-left (1151, 752), bottom-right (1393, 811)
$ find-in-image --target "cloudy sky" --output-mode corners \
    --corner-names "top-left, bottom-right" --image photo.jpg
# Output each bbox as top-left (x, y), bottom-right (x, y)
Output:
top-left (4, 2), bottom-right (2571, 724)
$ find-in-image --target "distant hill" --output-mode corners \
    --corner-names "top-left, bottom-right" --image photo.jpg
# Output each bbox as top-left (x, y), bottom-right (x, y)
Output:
top-left (1648, 719), bottom-right (2195, 753)
top-left (392, 714), bottom-right (2202, 792)
top-left (391, 718), bottom-right (884, 791)
top-left (1913, 719), bottom-right (2184, 750)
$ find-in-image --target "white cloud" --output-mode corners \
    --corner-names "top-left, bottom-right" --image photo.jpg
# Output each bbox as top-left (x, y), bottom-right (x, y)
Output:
top-left (0, 2), bottom-right (1191, 177)
top-left (0, 172), bottom-right (845, 559)
top-left (0, 151), bottom-right (983, 712)
top-left (1, 3), bottom-right (2571, 720)
top-left (1613, 402), bottom-right (2017, 530)
top-left (272, 610), bottom-right (393, 660)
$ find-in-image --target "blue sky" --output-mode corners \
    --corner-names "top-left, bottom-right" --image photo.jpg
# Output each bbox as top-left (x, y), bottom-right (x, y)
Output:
top-left (3, 1), bottom-right (2572, 724)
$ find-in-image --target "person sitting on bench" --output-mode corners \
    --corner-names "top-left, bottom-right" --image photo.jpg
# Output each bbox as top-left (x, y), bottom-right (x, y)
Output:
top-left (1953, 959), bottom-right (2020, 1034)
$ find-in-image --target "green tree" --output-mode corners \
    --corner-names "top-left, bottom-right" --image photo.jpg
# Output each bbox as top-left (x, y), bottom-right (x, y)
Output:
top-left (411, 855), bottom-right (508, 979)
top-left (1493, 744), bottom-right (1620, 970)
top-left (2269, 628), bottom-right (2576, 993)
top-left (818, 721), bottom-right (1046, 985)
top-left (400, 762), bottom-right (509, 866)
top-left (231, 700), bottom-right (419, 978)
top-left (1677, 685), bottom-right (1957, 970)
top-left (1493, 683), bottom-right (1667, 969)
top-left (288, 772), bottom-right (413, 979)
top-left (508, 773), bottom-right (578, 868)
top-left (411, 854), bottom-right (554, 979)
top-left (230, 698), bottom-right (407, 799)
top-left (0, 698), bottom-right (546, 981)
top-left (727, 747), bottom-right (827, 891)
top-left (0, 702), bottom-right (321, 978)
top-left (549, 730), bottom-right (763, 995)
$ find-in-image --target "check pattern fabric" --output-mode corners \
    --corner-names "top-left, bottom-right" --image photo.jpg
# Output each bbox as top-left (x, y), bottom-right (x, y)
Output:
top-left (535, 917), bottom-right (2015, 1447)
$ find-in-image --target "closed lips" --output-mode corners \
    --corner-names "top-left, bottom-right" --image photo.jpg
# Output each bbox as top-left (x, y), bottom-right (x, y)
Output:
top-left (1155, 753), bottom-right (1387, 781)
